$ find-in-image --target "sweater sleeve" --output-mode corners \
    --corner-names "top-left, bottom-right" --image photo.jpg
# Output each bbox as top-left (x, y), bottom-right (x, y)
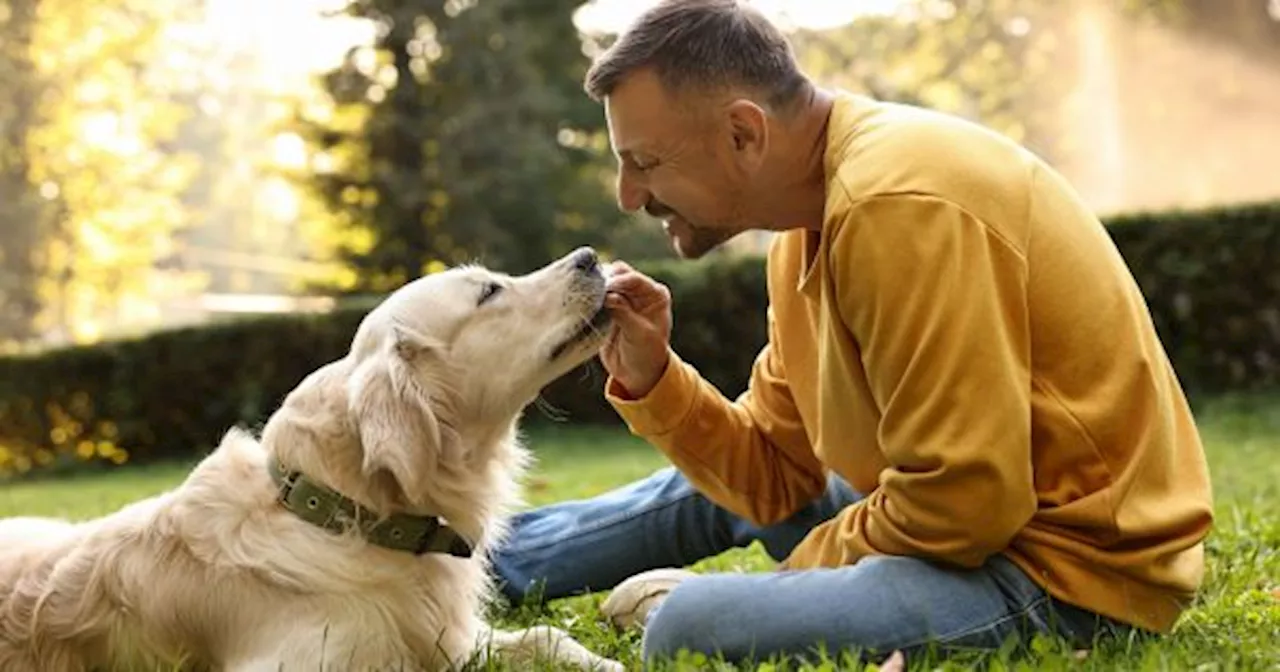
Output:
top-left (605, 306), bottom-right (828, 526)
top-left (786, 193), bottom-right (1037, 570)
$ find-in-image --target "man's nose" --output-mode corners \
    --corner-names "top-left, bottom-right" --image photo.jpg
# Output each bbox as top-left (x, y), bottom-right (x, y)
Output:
top-left (616, 170), bottom-right (649, 213)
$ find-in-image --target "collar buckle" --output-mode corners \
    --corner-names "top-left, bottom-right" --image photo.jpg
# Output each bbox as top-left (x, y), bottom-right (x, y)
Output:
top-left (272, 459), bottom-right (301, 502)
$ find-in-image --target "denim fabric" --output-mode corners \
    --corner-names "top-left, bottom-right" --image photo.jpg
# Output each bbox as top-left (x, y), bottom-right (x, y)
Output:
top-left (490, 466), bottom-right (1132, 665)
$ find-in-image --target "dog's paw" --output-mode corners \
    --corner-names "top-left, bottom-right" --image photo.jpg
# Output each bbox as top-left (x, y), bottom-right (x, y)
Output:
top-left (588, 657), bottom-right (627, 672)
top-left (600, 567), bottom-right (698, 631)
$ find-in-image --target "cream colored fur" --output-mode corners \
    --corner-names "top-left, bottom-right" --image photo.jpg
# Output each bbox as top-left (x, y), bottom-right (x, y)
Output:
top-left (0, 248), bottom-right (622, 672)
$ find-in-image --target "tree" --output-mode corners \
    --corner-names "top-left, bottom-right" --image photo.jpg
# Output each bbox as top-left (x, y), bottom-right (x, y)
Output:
top-left (20, 0), bottom-right (204, 344)
top-left (786, 0), bottom-right (1207, 169)
top-left (0, 0), bottom-right (49, 350)
top-left (788, 0), bottom-right (1069, 161)
top-left (295, 0), bottom-right (635, 293)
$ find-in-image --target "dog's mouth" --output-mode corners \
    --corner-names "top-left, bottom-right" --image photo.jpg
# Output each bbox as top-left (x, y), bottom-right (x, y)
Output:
top-left (550, 301), bottom-right (611, 361)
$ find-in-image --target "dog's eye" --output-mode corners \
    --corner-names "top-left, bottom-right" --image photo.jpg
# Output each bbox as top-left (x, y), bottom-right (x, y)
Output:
top-left (477, 282), bottom-right (503, 306)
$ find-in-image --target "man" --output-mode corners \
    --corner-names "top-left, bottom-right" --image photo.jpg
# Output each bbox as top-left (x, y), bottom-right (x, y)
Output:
top-left (491, 0), bottom-right (1214, 665)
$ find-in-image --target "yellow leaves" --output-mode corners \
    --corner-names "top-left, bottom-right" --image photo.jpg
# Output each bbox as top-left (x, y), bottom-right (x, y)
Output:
top-left (340, 185), bottom-right (363, 206)
top-left (2, 394), bottom-right (130, 477)
top-left (328, 267), bottom-right (363, 293)
top-left (11, 455), bottom-right (32, 475)
top-left (428, 189), bottom-right (449, 210)
top-left (23, 0), bottom-right (202, 344)
top-left (921, 80), bottom-right (966, 113)
top-left (790, 0), bottom-right (1063, 150)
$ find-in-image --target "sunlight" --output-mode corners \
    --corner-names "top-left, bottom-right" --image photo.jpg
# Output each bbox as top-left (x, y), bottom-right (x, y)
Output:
top-left (77, 111), bottom-right (143, 157)
top-left (202, 0), bottom-right (374, 80)
top-left (270, 132), bottom-right (309, 171)
top-left (260, 177), bottom-right (302, 223)
top-left (78, 112), bottom-right (119, 147)
top-left (196, 0), bottom-right (911, 81)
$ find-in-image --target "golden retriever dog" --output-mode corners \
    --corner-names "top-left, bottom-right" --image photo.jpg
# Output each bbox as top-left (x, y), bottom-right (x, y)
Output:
top-left (0, 248), bottom-right (624, 671)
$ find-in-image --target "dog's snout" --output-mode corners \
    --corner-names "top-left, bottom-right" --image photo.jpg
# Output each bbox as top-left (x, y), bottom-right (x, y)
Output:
top-left (570, 247), bottom-right (599, 274)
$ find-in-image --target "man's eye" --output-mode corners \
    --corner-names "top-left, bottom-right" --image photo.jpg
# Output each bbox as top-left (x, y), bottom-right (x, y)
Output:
top-left (477, 282), bottom-right (503, 306)
top-left (628, 156), bottom-right (657, 172)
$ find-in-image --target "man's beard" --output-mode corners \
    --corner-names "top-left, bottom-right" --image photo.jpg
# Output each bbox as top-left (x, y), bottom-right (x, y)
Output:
top-left (645, 200), bottom-right (737, 259)
top-left (665, 220), bottom-right (736, 259)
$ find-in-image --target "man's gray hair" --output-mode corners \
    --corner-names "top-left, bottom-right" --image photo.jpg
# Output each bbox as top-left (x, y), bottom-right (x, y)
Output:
top-left (583, 0), bottom-right (810, 110)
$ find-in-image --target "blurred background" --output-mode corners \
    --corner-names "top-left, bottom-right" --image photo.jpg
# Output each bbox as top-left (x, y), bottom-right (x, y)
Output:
top-left (0, 0), bottom-right (1277, 351)
top-left (0, 0), bottom-right (1278, 478)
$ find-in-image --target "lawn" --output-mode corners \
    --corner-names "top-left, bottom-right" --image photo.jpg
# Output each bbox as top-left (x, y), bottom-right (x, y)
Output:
top-left (1, 396), bottom-right (1277, 670)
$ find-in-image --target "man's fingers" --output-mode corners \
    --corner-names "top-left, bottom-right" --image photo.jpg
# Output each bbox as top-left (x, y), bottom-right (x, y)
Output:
top-left (605, 298), bottom-right (649, 332)
top-left (605, 291), bottom-right (633, 312)
top-left (604, 265), bottom-right (660, 292)
top-left (604, 296), bottom-right (665, 350)
top-left (606, 274), bottom-right (669, 310)
top-left (604, 271), bottom-right (651, 293)
top-left (606, 260), bottom-right (635, 276)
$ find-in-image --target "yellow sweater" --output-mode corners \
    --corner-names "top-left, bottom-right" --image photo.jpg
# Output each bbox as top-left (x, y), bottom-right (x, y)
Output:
top-left (606, 92), bottom-right (1213, 634)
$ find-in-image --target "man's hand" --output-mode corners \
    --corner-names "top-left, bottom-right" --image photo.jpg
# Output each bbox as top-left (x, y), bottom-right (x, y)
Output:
top-left (602, 261), bottom-right (673, 398)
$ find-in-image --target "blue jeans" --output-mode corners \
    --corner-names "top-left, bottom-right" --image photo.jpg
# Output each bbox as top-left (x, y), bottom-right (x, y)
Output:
top-left (491, 466), bottom-right (1134, 664)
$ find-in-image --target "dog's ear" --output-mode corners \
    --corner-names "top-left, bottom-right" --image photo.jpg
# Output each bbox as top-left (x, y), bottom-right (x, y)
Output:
top-left (348, 324), bottom-right (458, 509)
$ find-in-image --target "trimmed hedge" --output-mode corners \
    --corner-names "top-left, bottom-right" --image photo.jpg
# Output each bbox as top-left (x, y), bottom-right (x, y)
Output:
top-left (2, 201), bottom-right (1278, 477)
top-left (1105, 202), bottom-right (1280, 395)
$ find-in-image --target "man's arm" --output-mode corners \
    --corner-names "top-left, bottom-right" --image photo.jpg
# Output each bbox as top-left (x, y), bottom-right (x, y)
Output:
top-left (787, 193), bottom-right (1036, 570)
top-left (602, 269), bottom-right (826, 527)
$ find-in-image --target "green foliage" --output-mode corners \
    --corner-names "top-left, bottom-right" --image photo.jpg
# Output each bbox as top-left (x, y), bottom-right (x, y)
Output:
top-left (1, 201), bottom-right (1278, 478)
top-left (786, 0), bottom-right (1265, 176)
top-left (789, 0), bottom-right (1068, 161)
top-left (293, 0), bottom-right (652, 293)
top-left (1106, 201), bottom-right (1280, 395)
top-left (0, 308), bottom-right (367, 477)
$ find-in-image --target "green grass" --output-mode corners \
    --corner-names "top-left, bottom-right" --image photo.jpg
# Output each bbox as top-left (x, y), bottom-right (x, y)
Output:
top-left (1, 397), bottom-right (1277, 670)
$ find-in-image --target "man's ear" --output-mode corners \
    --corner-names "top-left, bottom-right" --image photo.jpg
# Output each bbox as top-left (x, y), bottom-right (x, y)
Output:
top-left (348, 326), bottom-right (458, 509)
top-left (725, 98), bottom-right (769, 169)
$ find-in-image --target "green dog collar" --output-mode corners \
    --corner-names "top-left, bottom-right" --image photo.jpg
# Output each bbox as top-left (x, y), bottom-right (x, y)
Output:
top-left (268, 458), bottom-right (473, 558)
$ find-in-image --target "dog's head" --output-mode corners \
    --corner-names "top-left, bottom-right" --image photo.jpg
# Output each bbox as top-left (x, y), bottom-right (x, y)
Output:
top-left (262, 247), bottom-right (610, 519)
top-left (356, 245), bottom-right (611, 402)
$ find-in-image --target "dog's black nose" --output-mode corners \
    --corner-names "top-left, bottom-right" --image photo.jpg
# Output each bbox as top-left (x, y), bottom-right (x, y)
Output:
top-left (570, 247), bottom-right (599, 274)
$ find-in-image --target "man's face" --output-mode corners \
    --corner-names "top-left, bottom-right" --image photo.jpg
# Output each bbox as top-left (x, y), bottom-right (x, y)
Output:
top-left (603, 70), bottom-right (757, 259)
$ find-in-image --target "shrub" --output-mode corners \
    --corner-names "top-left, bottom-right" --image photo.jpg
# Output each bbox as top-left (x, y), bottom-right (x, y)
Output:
top-left (1105, 201), bottom-right (1280, 395)
top-left (0, 308), bottom-right (370, 478)
top-left (1, 201), bottom-right (1277, 478)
